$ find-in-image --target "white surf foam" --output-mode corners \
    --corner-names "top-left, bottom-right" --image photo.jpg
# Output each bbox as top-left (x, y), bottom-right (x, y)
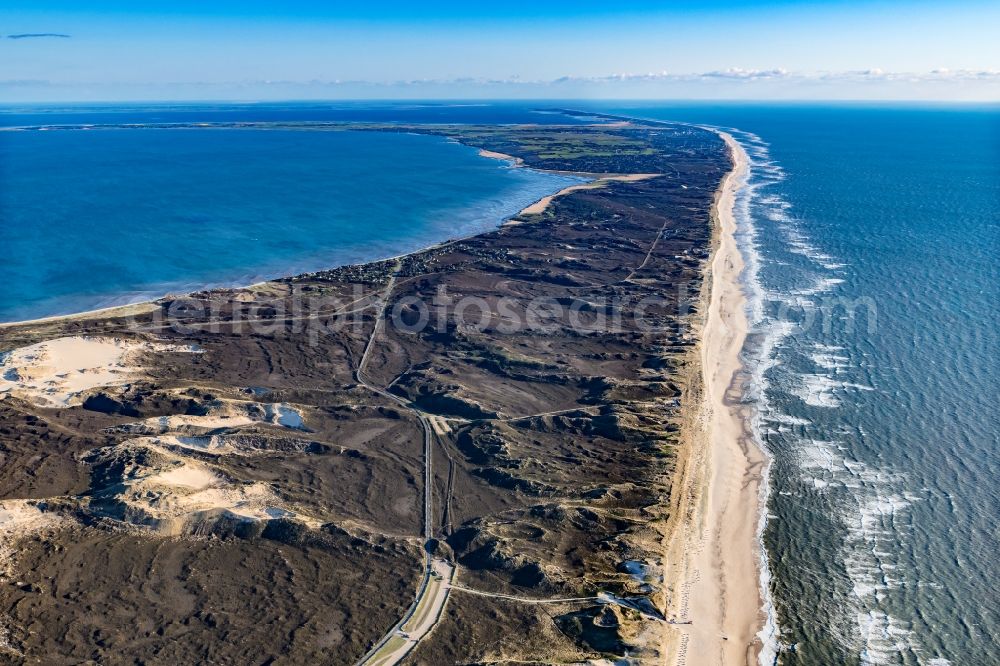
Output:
top-left (719, 127), bottom-right (944, 665)
top-left (719, 121), bottom-right (956, 666)
top-left (719, 128), bottom-right (780, 666)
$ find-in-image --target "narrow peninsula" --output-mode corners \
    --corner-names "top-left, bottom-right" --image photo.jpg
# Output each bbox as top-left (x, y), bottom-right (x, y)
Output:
top-left (0, 115), bottom-right (764, 664)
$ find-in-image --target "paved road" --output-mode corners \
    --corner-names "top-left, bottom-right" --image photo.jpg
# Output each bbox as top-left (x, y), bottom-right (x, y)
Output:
top-left (353, 264), bottom-right (455, 666)
top-left (352, 261), bottom-right (666, 664)
top-left (358, 559), bottom-right (456, 666)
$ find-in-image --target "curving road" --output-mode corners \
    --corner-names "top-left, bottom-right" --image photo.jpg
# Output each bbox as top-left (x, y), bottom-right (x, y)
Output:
top-left (353, 263), bottom-right (455, 666)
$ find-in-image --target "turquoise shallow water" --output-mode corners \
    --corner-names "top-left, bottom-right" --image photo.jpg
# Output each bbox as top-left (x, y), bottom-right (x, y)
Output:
top-left (0, 125), bottom-right (580, 322)
top-left (598, 103), bottom-right (999, 664)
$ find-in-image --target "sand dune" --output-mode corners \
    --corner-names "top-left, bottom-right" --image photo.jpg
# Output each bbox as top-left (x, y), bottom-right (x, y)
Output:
top-left (0, 336), bottom-right (198, 408)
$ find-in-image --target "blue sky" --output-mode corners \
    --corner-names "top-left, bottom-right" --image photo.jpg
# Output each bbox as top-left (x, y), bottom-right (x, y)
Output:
top-left (2, 1), bottom-right (998, 101)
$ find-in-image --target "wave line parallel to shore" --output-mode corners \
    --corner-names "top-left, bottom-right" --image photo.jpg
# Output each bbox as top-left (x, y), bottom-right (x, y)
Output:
top-left (663, 132), bottom-right (773, 665)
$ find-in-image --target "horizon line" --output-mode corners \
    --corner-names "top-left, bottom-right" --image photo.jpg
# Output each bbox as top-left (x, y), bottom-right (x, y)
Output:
top-left (2, 98), bottom-right (998, 107)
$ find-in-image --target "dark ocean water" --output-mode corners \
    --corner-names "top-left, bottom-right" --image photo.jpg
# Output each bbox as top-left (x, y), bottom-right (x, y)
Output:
top-left (598, 103), bottom-right (999, 664)
top-left (0, 111), bottom-right (582, 321)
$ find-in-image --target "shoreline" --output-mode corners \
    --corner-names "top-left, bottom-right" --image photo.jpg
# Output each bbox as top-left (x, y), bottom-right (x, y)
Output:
top-left (1, 139), bottom-right (653, 332)
top-left (513, 173), bottom-right (659, 218)
top-left (662, 132), bottom-right (771, 665)
top-left (1, 117), bottom-right (749, 662)
top-left (1, 147), bottom-right (580, 332)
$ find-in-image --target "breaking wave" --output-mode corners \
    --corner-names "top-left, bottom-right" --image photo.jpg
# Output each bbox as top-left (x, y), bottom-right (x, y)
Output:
top-left (722, 129), bottom-right (951, 665)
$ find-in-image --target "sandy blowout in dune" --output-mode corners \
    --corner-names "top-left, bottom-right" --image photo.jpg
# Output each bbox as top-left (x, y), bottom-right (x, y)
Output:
top-left (0, 336), bottom-right (199, 408)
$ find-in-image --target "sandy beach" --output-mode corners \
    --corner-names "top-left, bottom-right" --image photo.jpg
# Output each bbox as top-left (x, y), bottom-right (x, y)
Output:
top-left (662, 133), bottom-right (770, 665)
top-left (514, 173), bottom-right (659, 218)
top-left (477, 146), bottom-right (660, 220)
top-left (477, 148), bottom-right (525, 165)
top-left (0, 301), bottom-right (160, 331)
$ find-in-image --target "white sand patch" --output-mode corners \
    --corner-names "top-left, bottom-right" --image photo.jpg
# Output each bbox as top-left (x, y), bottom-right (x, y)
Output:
top-left (125, 400), bottom-right (305, 435)
top-left (149, 465), bottom-right (219, 490)
top-left (95, 441), bottom-right (323, 533)
top-left (0, 336), bottom-right (199, 408)
top-left (146, 413), bottom-right (257, 432)
top-left (139, 481), bottom-right (269, 516)
top-left (134, 480), bottom-right (325, 534)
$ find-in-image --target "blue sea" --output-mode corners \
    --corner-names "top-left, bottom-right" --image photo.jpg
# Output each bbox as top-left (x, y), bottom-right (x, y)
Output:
top-left (0, 103), bottom-right (584, 322)
top-left (600, 102), bottom-right (999, 664)
top-left (2, 102), bottom-right (997, 664)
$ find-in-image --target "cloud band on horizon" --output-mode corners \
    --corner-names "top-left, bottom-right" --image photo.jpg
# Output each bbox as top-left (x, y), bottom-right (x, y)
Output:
top-left (7, 33), bottom-right (71, 40)
top-left (1, 68), bottom-right (997, 103)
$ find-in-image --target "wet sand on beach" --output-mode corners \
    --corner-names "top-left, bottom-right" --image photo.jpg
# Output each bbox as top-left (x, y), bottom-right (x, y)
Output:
top-left (662, 133), bottom-right (768, 665)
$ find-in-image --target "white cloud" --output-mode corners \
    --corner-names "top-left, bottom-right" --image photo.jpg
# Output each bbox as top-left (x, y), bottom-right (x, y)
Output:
top-left (2, 69), bottom-right (998, 102)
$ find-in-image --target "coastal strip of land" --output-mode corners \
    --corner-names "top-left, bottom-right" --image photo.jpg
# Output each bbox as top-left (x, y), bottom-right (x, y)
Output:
top-left (0, 118), bottom-right (733, 664)
top-left (515, 174), bottom-right (661, 218)
top-left (662, 133), bottom-right (769, 665)
top-left (476, 145), bottom-right (661, 219)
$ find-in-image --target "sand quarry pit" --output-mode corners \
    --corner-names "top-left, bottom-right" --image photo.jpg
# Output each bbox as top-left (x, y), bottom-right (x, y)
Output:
top-left (0, 336), bottom-right (199, 408)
